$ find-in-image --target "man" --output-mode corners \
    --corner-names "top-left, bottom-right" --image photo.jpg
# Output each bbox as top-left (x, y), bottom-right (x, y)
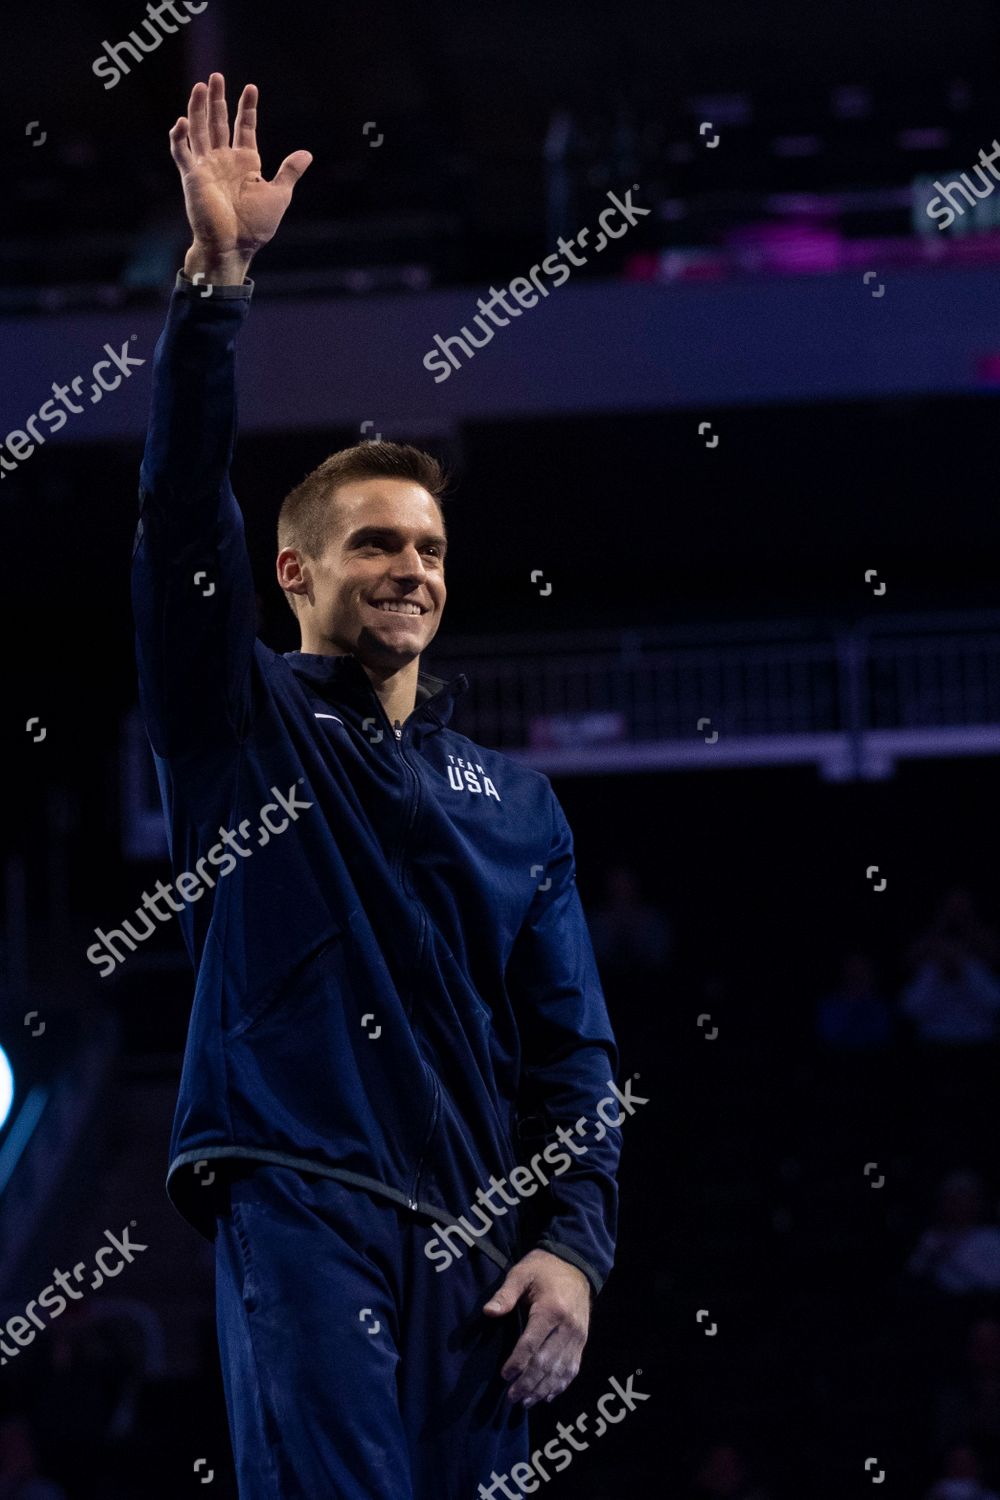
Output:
top-left (133, 73), bottom-right (622, 1498)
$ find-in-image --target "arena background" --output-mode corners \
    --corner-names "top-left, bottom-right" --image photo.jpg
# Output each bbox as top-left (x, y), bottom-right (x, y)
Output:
top-left (3, 1), bottom-right (1000, 1494)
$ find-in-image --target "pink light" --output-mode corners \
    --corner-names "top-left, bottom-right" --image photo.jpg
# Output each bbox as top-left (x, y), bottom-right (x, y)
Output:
top-left (726, 221), bottom-right (843, 274)
top-left (975, 353), bottom-right (1000, 383)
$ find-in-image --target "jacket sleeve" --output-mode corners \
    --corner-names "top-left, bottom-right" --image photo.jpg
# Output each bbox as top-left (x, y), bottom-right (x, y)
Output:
top-left (506, 784), bottom-right (623, 1297)
top-left (131, 271), bottom-right (258, 760)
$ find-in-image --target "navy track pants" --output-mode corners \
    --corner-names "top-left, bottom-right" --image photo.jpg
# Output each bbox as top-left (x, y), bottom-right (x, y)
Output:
top-left (213, 1164), bottom-right (530, 1498)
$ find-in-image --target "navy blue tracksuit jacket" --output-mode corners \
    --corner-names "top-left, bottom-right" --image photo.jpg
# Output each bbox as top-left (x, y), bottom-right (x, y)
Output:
top-left (131, 272), bottom-right (622, 1299)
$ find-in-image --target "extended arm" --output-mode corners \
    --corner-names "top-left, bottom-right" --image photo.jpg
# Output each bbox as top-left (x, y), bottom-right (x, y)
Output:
top-left (132, 75), bottom-right (311, 758)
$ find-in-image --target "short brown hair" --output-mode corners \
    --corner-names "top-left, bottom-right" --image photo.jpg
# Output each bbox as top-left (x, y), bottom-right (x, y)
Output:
top-left (277, 440), bottom-right (450, 615)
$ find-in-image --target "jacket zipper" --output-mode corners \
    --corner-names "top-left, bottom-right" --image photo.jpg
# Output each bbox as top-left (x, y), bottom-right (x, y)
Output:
top-left (409, 1068), bottom-right (441, 1210)
top-left (367, 686), bottom-right (439, 1208)
top-left (369, 693), bottom-right (420, 878)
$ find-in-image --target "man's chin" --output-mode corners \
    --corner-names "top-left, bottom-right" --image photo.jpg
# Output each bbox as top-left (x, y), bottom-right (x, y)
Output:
top-left (355, 623), bottom-right (425, 667)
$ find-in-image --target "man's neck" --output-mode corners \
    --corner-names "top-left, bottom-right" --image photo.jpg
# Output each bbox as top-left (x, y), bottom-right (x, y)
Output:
top-left (297, 638), bottom-right (421, 725)
top-left (361, 657), bottom-right (420, 728)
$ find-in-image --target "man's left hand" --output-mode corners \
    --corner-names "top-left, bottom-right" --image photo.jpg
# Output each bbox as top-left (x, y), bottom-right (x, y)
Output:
top-left (483, 1248), bottom-right (592, 1406)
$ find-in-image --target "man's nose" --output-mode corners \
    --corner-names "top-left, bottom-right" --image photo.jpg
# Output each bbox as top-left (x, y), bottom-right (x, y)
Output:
top-left (389, 546), bottom-right (427, 579)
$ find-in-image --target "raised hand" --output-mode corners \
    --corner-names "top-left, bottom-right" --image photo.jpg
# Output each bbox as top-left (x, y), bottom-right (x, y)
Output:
top-left (170, 72), bottom-right (312, 283)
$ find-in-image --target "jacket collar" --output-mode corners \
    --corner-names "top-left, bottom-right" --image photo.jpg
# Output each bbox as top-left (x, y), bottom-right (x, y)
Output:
top-left (283, 650), bottom-right (468, 730)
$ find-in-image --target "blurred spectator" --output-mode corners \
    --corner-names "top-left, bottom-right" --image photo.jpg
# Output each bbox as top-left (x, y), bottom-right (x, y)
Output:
top-left (907, 1173), bottom-right (1000, 1295)
top-left (926, 1443), bottom-right (1000, 1499)
top-left (932, 1320), bottom-right (1000, 1466)
top-left (36, 1304), bottom-right (154, 1492)
top-left (910, 890), bottom-right (1000, 975)
top-left (0, 1416), bottom-right (68, 1500)
top-left (816, 951), bottom-right (893, 1051)
top-left (900, 940), bottom-right (1000, 1045)
top-left (586, 863), bottom-right (672, 983)
top-left (689, 1442), bottom-right (773, 1498)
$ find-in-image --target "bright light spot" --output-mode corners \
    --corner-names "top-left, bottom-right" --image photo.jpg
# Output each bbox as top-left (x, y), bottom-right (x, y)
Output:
top-left (0, 1048), bottom-right (13, 1130)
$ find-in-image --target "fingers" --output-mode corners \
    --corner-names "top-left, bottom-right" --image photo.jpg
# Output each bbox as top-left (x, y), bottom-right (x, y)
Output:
top-left (501, 1306), bottom-right (559, 1398)
top-left (208, 71), bottom-right (230, 150)
top-left (501, 1303), bottom-right (586, 1405)
top-left (510, 1333), bottom-right (581, 1406)
top-left (168, 117), bottom-right (193, 172)
top-left (179, 78), bottom-right (304, 187)
top-left (234, 83), bottom-right (259, 152)
top-left (187, 79), bottom-right (210, 157)
top-left (271, 150), bottom-right (314, 193)
top-left (523, 1340), bottom-right (581, 1405)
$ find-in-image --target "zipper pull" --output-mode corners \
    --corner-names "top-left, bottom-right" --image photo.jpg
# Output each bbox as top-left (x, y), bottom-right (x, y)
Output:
top-left (394, 720), bottom-right (402, 740)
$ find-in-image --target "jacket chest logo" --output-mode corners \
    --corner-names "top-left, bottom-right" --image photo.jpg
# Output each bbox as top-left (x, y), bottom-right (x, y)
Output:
top-left (445, 756), bottom-right (501, 801)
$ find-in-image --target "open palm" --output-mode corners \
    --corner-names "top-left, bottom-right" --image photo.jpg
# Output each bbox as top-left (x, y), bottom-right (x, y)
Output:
top-left (170, 74), bottom-right (312, 257)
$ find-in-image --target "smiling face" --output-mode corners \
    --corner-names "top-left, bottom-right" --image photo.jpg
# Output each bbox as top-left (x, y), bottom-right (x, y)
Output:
top-left (278, 477), bottom-right (447, 670)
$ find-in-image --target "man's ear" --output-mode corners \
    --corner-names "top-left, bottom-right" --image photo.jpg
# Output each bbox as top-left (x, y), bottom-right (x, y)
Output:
top-left (276, 545), bottom-right (309, 613)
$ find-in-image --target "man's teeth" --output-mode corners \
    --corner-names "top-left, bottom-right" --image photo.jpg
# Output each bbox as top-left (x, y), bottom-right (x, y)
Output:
top-left (373, 600), bottom-right (421, 614)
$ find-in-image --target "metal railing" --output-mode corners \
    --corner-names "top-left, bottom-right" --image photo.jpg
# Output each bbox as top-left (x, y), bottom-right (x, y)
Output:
top-left (427, 610), bottom-right (1000, 779)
